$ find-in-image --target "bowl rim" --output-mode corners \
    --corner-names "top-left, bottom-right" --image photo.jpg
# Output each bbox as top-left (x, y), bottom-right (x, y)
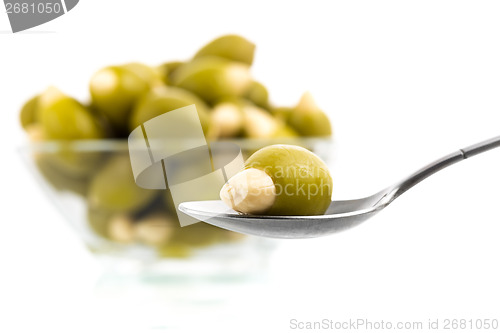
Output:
top-left (19, 136), bottom-right (334, 152)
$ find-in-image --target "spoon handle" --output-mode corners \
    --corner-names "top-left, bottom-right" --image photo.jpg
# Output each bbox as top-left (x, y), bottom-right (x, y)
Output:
top-left (461, 135), bottom-right (500, 158)
top-left (386, 135), bottom-right (500, 203)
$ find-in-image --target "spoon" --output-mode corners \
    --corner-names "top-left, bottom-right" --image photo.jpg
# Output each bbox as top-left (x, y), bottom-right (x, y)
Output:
top-left (179, 136), bottom-right (500, 239)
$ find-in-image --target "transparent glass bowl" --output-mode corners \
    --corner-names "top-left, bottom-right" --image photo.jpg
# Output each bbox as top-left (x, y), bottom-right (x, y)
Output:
top-left (20, 137), bottom-right (333, 279)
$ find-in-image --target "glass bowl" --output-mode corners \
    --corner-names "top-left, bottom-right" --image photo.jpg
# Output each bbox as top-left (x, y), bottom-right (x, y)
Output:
top-left (19, 137), bottom-right (334, 279)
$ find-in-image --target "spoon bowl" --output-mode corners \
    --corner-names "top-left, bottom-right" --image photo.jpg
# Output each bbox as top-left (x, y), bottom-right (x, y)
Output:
top-left (179, 198), bottom-right (385, 238)
top-left (180, 136), bottom-right (500, 239)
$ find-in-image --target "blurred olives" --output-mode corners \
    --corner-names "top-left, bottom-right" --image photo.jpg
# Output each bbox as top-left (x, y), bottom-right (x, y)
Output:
top-left (89, 65), bottom-right (152, 134)
top-left (122, 62), bottom-right (163, 87)
top-left (129, 86), bottom-right (210, 134)
top-left (244, 81), bottom-right (269, 109)
top-left (19, 95), bottom-right (39, 129)
top-left (20, 34), bottom-right (334, 258)
top-left (172, 56), bottom-right (252, 103)
top-left (157, 61), bottom-right (184, 84)
top-left (242, 105), bottom-right (297, 139)
top-left (288, 92), bottom-right (332, 137)
top-left (194, 34), bottom-right (255, 65)
top-left (135, 213), bottom-right (175, 246)
top-left (210, 100), bottom-right (245, 138)
top-left (35, 153), bottom-right (90, 196)
top-left (88, 154), bottom-right (157, 212)
top-left (38, 87), bottom-right (106, 140)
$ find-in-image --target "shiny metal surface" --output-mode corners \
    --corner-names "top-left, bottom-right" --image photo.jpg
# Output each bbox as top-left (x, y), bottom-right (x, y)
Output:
top-left (179, 136), bottom-right (500, 239)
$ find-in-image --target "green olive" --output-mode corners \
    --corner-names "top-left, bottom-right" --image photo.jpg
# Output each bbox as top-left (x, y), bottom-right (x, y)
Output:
top-left (271, 106), bottom-right (294, 122)
top-left (157, 243), bottom-right (192, 258)
top-left (29, 90), bottom-right (106, 178)
top-left (171, 56), bottom-right (252, 103)
top-left (288, 92), bottom-right (332, 137)
top-left (122, 62), bottom-right (163, 87)
top-left (35, 153), bottom-right (89, 196)
top-left (41, 147), bottom-right (103, 179)
top-left (157, 223), bottom-right (226, 258)
top-left (272, 124), bottom-right (299, 138)
top-left (193, 34), bottom-right (255, 65)
top-left (89, 65), bottom-right (151, 132)
top-left (27, 125), bottom-right (104, 181)
top-left (244, 81), bottom-right (269, 109)
top-left (27, 126), bottom-right (104, 181)
top-left (129, 86), bottom-right (211, 136)
top-left (170, 223), bottom-right (227, 247)
top-left (19, 95), bottom-right (39, 129)
top-left (87, 207), bottom-right (112, 239)
top-left (88, 154), bottom-right (157, 212)
top-left (38, 87), bottom-right (106, 140)
top-left (157, 61), bottom-right (185, 85)
top-left (220, 144), bottom-right (332, 215)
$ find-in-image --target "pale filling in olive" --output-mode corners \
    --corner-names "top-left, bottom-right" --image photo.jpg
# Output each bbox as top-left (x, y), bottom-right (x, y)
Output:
top-left (225, 63), bottom-right (251, 95)
top-left (220, 168), bottom-right (276, 214)
top-left (39, 86), bottom-right (65, 107)
top-left (25, 124), bottom-right (45, 141)
top-left (243, 105), bottom-right (278, 138)
top-left (211, 103), bottom-right (243, 137)
top-left (108, 214), bottom-right (135, 243)
top-left (297, 91), bottom-right (319, 111)
top-left (135, 214), bottom-right (174, 246)
top-left (90, 69), bottom-right (118, 95)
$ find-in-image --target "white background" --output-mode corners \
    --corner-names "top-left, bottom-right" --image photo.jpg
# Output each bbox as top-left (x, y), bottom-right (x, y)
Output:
top-left (1, 1), bottom-right (500, 332)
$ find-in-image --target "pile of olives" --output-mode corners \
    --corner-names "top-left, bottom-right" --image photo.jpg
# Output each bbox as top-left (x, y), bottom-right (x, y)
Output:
top-left (20, 35), bottom-right (332, 258)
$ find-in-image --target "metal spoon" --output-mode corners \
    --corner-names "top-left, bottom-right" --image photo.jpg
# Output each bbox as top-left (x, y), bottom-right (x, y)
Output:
top-left (179, 136), bottom-right (500, 239)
